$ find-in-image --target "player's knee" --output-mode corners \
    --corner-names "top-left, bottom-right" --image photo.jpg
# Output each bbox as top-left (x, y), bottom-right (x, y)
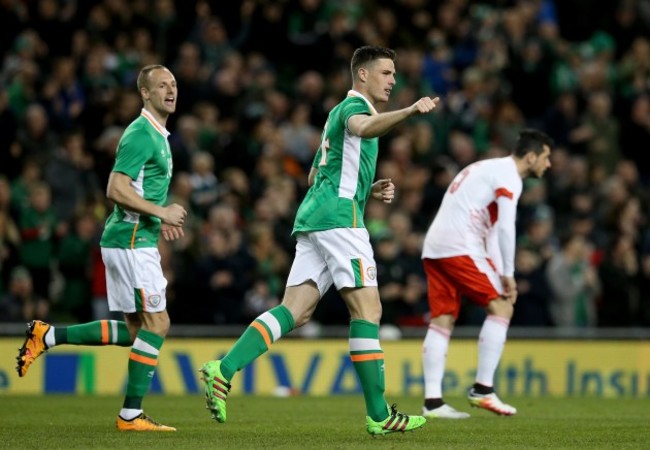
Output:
top-left (367, 306), bottom-right (382, 324)
top-left (156, 319), bottom-right (171, 336)
top-left (354, 303), bottom-right (382, 324)
top-left (140, 311), bottom-right (171, 337)
top-left (282, 300), bottom-right (313, 327)
top-left (487, 298), bottom-right (514, 319)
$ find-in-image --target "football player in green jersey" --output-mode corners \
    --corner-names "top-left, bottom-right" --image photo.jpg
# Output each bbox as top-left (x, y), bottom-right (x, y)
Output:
top-left (17, 65), bottom-right (186, 432)
top-left (201, 46), bottom-right (440, 435)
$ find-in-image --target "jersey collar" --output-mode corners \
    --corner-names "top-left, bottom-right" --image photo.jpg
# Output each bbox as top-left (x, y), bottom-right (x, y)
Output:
top-left (347, 90), bottom-right (378, 115)
top-left (140, 108), bottom-right (170, 138)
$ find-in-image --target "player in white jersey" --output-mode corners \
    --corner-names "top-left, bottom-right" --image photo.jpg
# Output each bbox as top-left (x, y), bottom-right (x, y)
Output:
top-left (200, 46), bottom-right (440, 435)
top-left (420, 129), bottom-right (553, 419)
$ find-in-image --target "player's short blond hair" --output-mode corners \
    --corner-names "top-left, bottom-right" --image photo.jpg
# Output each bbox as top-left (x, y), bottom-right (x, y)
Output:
top-left (136, 64), bottom-right (169, 92)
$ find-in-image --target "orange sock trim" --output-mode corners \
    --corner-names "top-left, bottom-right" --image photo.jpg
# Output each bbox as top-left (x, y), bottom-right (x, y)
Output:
top-left (100, 320), bottom-right (109, 344)
top-left (251, 321), bottom-right (271, 348)
top-left (129, 352), bottom-right (158, 366)
top-left (350, 353), bottom-right (384, 362)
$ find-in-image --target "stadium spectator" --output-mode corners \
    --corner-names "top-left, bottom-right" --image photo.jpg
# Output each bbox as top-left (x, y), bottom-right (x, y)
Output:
top-left (41, 56), bottom-right (85, 132)
top-left (511, 246), bottom-right (553, 327)
top-left (598, 233), bottom-right (640, 326)
top-left (195, 228), bottom-right (255, 325)
top-left (54, 212), bottom-right (97, 322)
top-left (0, 265), bottom-right (49, 322)
top-left (640, 230), bottom-right (650, 326)
top-left (279, 102), bottom-right (320, 171)
top-left (188, 150), bottom-right (220, 219)
top-left (546, 232), bottom-right (601, 327)
top-left (15, 103), bottom-right (58, 168)
top-left (0, 207), bottom-right (21, 296)
top-left (9, 158), bottom-right (41, 216)
top-left (17, 182), bottom-right (62, 300)
top-left (0, 175), bottom-right (17, 219)
top-left (80, 45), bottom-right (120, 139)
top-left (247, 221), bottom-right (289, 301)
top-left (5, 41), bottom-right (42, 121)
top-left (375, 230), bottom-right (427, 327)
top-left (544, 91), bottom-right (581, 149)
top-left (171, 42), bottom-right (211, 120)
top-left (43, 130), bottom-right (102, 223)
top-left (571, 90), bottom-right (621, 173)
top-left (0, 89), bottom-right (19, 180)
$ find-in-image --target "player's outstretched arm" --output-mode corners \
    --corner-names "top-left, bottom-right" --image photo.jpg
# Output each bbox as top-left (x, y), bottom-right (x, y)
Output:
top-left (348, 97), bottom-right (440, 138)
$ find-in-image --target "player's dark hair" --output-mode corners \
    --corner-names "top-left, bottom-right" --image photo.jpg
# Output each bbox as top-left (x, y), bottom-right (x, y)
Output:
top-left (351, 46), bottom-right (396, 81)
top-left (137, 64), bottom-right (168, 91)
top-left (513, 129), bottom-right (554, 157)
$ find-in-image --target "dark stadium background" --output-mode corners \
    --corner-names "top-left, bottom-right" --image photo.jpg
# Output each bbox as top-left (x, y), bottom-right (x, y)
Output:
top-left (0, 0), bottom-right (649, 335)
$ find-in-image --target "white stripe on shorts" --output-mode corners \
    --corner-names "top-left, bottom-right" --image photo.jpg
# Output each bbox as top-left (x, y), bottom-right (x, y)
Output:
top-left (259, 311), bottom-right (282, 342)
top-left (349, 338), bottom-right (381, 352)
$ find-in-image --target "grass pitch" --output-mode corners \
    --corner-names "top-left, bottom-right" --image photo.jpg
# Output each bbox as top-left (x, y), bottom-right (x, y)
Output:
top-left (1, 394), bottom-right (649, 449)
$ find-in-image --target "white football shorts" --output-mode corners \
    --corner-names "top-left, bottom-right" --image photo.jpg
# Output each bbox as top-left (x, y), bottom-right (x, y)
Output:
top-left (286, 228), bottom-right (378, 296)
top-left (101, 247), bottom-right (167, 313)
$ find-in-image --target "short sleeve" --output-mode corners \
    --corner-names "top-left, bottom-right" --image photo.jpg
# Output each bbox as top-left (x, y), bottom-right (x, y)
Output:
top-left (341, 97), bottom-right (371, 133)
top-left (112, 130), bottom-right (154, 180)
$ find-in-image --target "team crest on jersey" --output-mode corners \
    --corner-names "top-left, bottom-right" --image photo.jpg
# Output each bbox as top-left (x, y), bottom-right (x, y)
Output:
top-left (148, 294), bottom-right (161, 307)
top-left (366, 266), bottom-right (377, 280)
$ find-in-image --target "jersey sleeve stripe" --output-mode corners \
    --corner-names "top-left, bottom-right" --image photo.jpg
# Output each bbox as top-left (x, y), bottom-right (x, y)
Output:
top-left (495, 187), bottom-right (513, 199)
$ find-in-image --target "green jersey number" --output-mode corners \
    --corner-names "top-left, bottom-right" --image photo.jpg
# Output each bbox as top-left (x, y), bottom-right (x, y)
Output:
top-left (318, 121), bottom-right (330, 166)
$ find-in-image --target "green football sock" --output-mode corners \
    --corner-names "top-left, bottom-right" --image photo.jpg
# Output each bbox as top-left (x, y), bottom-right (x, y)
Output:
top-left (54, 320), bottom-right (132, 346)
top-left (123, 329), bottom-right (164, 410)
top-left (221, 305), bottom-right (295, 381)
top-left (349, 319), bottom-right (388, 422)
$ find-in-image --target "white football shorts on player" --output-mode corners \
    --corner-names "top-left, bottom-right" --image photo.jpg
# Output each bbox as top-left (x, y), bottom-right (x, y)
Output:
top-left (286, 228), bottom-right (378, 296)
top-left (101, 247), bottom-right (167, 313)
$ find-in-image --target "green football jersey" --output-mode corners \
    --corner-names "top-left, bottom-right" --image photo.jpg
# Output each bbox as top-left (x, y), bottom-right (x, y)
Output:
top-left (100, 109), bottom-right (173, 249)
top-left (293, 91), bottom-right (378, 234)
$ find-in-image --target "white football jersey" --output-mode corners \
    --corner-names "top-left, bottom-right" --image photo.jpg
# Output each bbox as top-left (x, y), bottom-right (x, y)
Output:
top-left (422, 156), bottom-right (522, 276)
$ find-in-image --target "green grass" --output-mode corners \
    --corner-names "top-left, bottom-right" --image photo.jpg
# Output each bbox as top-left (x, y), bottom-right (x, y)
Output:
top-left (1, 395), bottom-right (649, 449)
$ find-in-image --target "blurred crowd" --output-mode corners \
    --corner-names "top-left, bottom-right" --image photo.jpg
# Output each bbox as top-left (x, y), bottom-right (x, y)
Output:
top-left (1, 0), bottom-right (650, 329)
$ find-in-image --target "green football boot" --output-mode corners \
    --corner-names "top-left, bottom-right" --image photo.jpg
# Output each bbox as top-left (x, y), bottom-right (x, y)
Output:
top-left (199, 360), bottom-right (231, 423)
top-left (366, 403), bottom-right (426, 436)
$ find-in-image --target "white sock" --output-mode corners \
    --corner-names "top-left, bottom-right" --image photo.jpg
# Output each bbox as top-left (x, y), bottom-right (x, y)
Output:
top-left (476, 315), bottom-right (509, 387)
top-left (119, 408), bottom-right (143, 420)
top-left (422, 323), bottom-right (451, 399)
top-left (44, 326), bottom-right (56, 348)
